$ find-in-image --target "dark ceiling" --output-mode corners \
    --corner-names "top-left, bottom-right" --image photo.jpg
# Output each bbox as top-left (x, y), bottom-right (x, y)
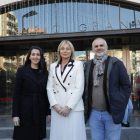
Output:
top-left (0, 28), bottom-right (140, 56)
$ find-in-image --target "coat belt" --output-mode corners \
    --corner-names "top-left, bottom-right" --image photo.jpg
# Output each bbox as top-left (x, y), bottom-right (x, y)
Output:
top-left (22, 93), bottom-right (44, 127)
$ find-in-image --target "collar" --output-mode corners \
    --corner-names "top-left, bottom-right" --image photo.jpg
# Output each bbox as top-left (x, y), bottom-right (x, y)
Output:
top-left (56, 58), bottom-right (74, 67)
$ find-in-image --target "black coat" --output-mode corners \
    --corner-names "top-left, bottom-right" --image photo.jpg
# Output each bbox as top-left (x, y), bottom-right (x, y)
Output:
top-left (12, 65), bottom-right (51, 140)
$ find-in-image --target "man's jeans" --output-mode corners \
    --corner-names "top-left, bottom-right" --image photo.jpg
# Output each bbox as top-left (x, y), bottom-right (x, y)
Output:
top-left (122, 99), bottom-right (133, 124)
top-left (89, 109), bottom-right (121, 140)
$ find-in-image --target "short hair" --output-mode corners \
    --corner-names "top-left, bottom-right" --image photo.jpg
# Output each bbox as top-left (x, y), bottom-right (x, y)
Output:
top-left (57, 40), bottom-right (75, 62)
top-left (92, 38), bottom-right (108, 49)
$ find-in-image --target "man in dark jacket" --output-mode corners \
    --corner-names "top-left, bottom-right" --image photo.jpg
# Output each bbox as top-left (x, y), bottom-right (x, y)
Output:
top-left (83, 38), bottom-right (131, 140)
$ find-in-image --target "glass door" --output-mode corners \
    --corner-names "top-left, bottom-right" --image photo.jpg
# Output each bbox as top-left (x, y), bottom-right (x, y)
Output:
top-left (0, 56), bottom-right (17, 115)
top-left (130, 49), bottom-right (140, 115)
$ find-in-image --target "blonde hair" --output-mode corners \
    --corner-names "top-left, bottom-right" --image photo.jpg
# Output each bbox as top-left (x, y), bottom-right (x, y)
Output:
top-left (57, 40), bottom-right (75, 62)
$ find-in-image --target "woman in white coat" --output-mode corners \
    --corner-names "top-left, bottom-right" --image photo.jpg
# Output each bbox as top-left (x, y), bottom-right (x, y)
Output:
top-left (47, 40), bottom-right (87, 140)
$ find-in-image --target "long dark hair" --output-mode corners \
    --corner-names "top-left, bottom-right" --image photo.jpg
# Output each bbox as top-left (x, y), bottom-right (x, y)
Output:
top-left (25, 46), bottom-right (47, 74)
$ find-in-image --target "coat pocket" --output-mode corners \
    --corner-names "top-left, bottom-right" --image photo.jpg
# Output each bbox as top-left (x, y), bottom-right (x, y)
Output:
top-left (119, 92), bottom-right (126, 99)
top-left (110, 87), bottom-right (127, 113)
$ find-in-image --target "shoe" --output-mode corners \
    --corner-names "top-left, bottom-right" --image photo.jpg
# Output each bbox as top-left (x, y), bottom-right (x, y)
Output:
top-left (121, 122), bottom-right (130, 127)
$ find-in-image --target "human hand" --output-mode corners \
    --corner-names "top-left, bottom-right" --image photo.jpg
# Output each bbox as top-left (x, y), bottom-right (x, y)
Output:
top-left (13, 117), bottom-right (20, 126)
top-left (53, 104), bottom-right (63, 114)
top-left (61, 106), bottom-right (71, 117)
top-left (47, 115), bottom-right (51, 124)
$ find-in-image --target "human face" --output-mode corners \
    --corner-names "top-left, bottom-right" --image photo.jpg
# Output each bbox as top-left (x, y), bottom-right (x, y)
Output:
top-left (92, 39), bottom-right (108, 57)
top-left (29, 49), bottom-right (41, 65)
top-left (60, 43), bottom-right (72, 59)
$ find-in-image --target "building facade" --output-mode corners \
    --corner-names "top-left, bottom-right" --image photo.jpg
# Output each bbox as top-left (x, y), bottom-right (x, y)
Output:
top-left (0, 11), bottom-right (18, 36)
top-left (0, 0), bottom-right (140, 116)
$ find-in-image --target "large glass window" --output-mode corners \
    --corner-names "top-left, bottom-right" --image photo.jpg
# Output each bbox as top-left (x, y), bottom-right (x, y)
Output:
top-left (121, 5), bottom-right (135, 29)
top-left (75, 51), bottom-right (86, 62)
top-left (130, 47), bottom-right (140, 115)
top-left (0, 56), bottom-right (17, 115)
top-left (1, 1), bottom-right (140, 36)
top-left (89, 49), bottom-right (122, 60)
top-left (135, 9), bottom-right (140, 28)
top-left (0, 1), bottom-right (121, 36)
top-left (98, 2), bottom-right (119, 30)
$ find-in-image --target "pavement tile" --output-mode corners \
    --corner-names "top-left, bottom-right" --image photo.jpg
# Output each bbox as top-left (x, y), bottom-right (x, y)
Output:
top-left (122, 129), bottom-right (140, 140)
top-left (0, 129), bottom-right (140, 140)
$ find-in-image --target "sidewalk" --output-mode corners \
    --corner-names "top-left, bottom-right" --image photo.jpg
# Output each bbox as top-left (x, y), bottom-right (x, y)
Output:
top-left (0, 116), bottom-right (140, 140)
top-left (0, 128), bottom-right (140, 140)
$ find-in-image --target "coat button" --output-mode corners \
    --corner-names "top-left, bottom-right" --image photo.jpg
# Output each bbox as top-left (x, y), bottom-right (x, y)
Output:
top-left (56, 84), bottom-right (57, 85)
top-left (68, 83), bottom-right (70, 85)
top-left (71, 93), bottom-right (72, 94)
top-left (57, 91), bottom-right (59, 93)
top-left (70, 75), bottom-right (72, 77)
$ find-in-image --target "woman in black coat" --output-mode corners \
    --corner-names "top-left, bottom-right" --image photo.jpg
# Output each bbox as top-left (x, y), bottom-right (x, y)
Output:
top-left (12, 46), bottom-right (51, 140)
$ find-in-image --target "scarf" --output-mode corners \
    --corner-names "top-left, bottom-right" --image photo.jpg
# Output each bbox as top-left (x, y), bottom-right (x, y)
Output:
top-left (93, 52), bottom-right (108, 86)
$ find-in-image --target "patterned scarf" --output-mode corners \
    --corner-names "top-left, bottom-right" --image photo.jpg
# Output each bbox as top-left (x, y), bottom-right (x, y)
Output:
top-left (93, 52), bottom-right (108, 86)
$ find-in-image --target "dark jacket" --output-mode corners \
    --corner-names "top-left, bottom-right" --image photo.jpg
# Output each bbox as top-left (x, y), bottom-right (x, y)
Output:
top-left (12, 65), bottom-right (51, 140)
top-left (83, 56), bottom-right (131, 124)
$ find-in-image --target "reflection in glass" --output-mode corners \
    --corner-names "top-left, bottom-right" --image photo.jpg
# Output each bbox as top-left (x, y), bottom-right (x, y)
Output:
top-left (19, 54), bottom-right (27, 66)
top-left (44, 52), bottom-right (50, 70)
top-left (135, 9), bottom-right (140, 28)
top-left (89, 49), bottom-right (122, 60)
top-left (0, 56), bottom-right (17, 115)
top-left (0, 1), bottom-right (122, 36)
top-left (0, 1), bottom-right (140, 34)
top-left (0, 12), bottom-right (18, 36)
top-left (121, 5), bottom-right (135, 29)
top-left (130, 50), bottom-right (140, 115)
top-left (75, 51), bottom-right (86, 62)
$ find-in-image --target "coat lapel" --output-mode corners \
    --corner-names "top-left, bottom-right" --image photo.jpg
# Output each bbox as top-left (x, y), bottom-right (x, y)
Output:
top-left (25, 65), bottom-right (39, 86)
top-left (55, 62), bottom-right (67, 92)
top-left (57, 64), bottom-right (64, 84)
top-left (25, 65), bottom-right (47, 86)
top-left (55, 59), bottom-right (74, 91)
top-left (85, 60), bottom-right (93, 86)
top-left (62, 60), bottom-right (74, 83)
top-left (38, 72), bottom-right (47, 83)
